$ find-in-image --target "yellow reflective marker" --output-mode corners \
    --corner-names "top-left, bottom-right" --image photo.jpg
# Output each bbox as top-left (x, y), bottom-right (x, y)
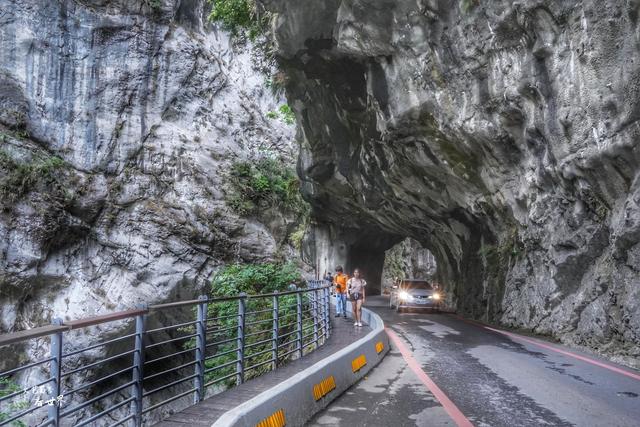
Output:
top-left (256, 408), bottom-right (285, 427)
top-left (375, 341), bottom-right (384, 354)
top-left (351, 354), bottom-right (367, 373)
top-left (313, 375), bottom-right (336, 401)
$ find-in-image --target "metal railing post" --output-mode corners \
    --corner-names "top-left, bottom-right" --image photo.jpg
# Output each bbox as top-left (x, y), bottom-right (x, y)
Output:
top-left (296, 292), bottom-right (303, 358)
top-left (312, 287), bottom-right (318, 349)
top-left (194, 295), bottom-right (208, 403)
top-left (272, 292), bottom-right (279, 370)
top-left (132, 304), bottom-right (146, 427)
top-left (48, 318), bottom-right (63, 427)
top-left (325, 286), bottom-right (331, 337)
top-left (236, 294), bottom-right (246, 385)
top-left (321, 285), bottom-right (328, 341)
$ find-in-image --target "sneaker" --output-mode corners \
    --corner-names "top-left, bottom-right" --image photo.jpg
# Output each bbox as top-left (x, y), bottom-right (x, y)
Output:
top-left (343, 314), bottom-right (348, 318)
top-left (357, 322), bottom-right (362, 326)
top-left (354, 322), bottom-right (358, 326)
top-left (335, 313), bottom-right (341, 317)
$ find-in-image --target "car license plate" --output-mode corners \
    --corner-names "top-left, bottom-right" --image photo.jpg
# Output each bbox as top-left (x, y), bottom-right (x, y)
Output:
top-left (415, 299), bottom-right (427, 304)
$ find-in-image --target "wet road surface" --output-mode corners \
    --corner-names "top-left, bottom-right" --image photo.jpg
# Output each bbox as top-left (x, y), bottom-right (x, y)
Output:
top-left (307, 296), bottom-right (640, 427)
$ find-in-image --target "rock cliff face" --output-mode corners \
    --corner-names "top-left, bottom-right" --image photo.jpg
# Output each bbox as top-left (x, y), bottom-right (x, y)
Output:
top-left (0, 0), bottom-right (296, 337)
top-left (263, 0), bottom-right (640, 367)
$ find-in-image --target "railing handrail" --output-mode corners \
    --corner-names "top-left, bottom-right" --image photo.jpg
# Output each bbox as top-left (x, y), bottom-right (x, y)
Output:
top-left (0, 283), bottom-right (330, 348)
top-left (0, 324), bottom-right (71, 347)
top-left (0, 279), bottom-right (332, 427)
top-left (65, 308), bottom-right (150, 330)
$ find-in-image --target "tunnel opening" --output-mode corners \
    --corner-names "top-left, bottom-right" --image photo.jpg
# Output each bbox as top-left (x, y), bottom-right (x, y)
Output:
top-left (306, 222), bottom-right (402, 295)
top-left (380, 238), bottom-right (437, 295)
top-left (306, 212), bottom-right (504, 319)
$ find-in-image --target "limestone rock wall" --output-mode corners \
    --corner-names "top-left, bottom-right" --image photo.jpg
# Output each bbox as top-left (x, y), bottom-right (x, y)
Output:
top-left (0, 0), bottom-right (295, 354)
top-left (263, 0), bottom-right (640, 368)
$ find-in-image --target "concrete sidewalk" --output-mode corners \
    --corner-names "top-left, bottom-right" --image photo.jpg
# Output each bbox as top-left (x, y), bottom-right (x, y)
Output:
top-left (154, 308), bottom-right (370, 426)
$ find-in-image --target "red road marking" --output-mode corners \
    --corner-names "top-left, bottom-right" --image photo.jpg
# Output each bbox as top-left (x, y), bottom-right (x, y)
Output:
top-left (385, 328), bottom-right (474, 427)
top-left (452, 314), bottom-right (640, 382)
top-left (484, 325), bottom-right (640, 382)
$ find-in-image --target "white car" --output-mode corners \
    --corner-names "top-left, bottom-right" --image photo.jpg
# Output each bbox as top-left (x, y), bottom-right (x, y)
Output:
top-left (389, 279), bottom-right (443, 312)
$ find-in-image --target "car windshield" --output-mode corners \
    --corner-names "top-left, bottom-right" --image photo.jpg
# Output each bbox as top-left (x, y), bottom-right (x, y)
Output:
top-left (402, 281), bottom-right (432, 290)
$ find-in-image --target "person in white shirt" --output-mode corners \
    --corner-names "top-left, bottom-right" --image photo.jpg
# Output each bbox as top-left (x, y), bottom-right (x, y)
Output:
top-left (347, 269), bottom-right (366, 326)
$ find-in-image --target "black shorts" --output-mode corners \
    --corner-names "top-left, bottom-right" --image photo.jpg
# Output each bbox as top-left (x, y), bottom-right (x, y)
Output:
top-left (350, 292), bottom-right (362, 301)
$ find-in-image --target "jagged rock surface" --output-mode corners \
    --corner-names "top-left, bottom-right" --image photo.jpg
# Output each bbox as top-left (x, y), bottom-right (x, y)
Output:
top-left (0, 0), bottom-right (296, 392)
top-left (263, 0), bottom-right (640, 368)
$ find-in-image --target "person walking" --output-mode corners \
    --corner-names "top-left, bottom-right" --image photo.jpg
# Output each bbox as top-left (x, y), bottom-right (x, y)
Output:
top-left (347, 269), bottom-right (366, 326)
top-left (333, 266), bottom-right (348, 318)
top-left (324, 271), bottom-right (333, 286)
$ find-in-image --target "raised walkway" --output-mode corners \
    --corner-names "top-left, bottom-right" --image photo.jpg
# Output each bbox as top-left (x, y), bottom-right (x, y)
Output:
top-left (155, 307), bottom-right (370, 426)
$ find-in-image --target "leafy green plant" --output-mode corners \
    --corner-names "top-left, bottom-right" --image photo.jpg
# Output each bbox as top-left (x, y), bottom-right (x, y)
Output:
top-left (207, 0), bottom-right (267, 38)
top-left (289, 223), bottom-right (306, 251)
top-left (200, 262), bottom-right (304, 386)
top-left (226, 158), bottom-right (306, 217)
top-left (211, 262), bottom-right (301, 296)
top-left (0, 377), bottom-right (28, 427)
top-left (264, 105), bottom-right (295, 125)
top-left (278, 105), bottom-right (295, 125)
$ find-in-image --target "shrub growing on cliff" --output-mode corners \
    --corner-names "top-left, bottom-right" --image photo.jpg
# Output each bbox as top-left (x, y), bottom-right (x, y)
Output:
top-left (211, 262), bottom-right (301, 296)
top-left (265, 104), bottom-right (296, 125)
top-left (0, 150), bottom-right (68, 207)
top-left (201, 262), bottom-right (303, 385)
top-left (208, 0), bottom-right (267, 38)
top-left (226, 158), bottom-right (305, 217)
top-left (278, 104), bottom-right (295, 125)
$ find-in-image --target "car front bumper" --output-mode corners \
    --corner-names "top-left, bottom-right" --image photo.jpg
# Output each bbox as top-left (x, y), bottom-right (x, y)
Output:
top-left (397, 299), bottom-right (442, 308)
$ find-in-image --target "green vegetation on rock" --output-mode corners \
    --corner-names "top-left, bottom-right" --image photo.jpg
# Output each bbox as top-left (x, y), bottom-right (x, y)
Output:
top-left (0, 150), bottom-right (68, 207)
top-left (278, 105), bottom-right (295, 125)
top-left (265, 104), bottom-right (296, 125)
top-left (207, 0), bottom-right (267, 38)
top-left (210, 262), bottom-right (301, 296)
top-left (0, 377), bottom-right (28, 427)
top-left (226, 157), bottom-right (306, 217)
top-left (200, 262), bottom-right (304, 385)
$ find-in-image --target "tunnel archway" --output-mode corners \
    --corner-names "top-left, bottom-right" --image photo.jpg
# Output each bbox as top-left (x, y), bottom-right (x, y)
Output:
top-left (307, 222), bottom-right (402, 295)
top-left (380, 238), bottom-right (437, 294)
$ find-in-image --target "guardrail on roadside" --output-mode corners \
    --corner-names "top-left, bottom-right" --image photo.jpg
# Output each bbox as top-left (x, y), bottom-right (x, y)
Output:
top-left (213, 301), bottom-right (390, 427)
top-left (0, 281), bottom-right (331, 426)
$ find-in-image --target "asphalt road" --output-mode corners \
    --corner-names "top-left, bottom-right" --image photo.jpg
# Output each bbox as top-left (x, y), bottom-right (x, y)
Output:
top-left (307, 296), bottom-right (640, 427)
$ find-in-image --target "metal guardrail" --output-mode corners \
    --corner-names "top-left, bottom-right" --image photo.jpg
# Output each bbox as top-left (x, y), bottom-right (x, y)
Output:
top-left (0, 281), bottom-right (331, 426)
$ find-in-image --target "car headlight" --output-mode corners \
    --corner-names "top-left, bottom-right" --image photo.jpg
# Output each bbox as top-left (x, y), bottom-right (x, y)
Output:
top-left (432, 292), bottom-right (441, 300)
top-left (399, 291), bottom-right (411, 300)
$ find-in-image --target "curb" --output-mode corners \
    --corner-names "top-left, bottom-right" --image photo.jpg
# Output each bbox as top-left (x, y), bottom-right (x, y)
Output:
top-left (211, 302), bottom-right (389, 427)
